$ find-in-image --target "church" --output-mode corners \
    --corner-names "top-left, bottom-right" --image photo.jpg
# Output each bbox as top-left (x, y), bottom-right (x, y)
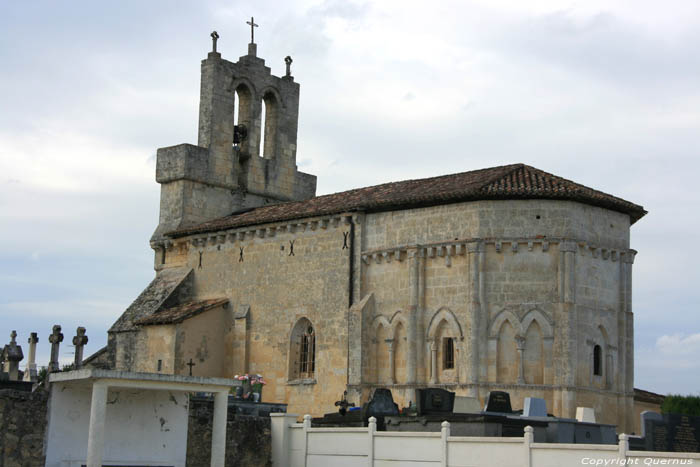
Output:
top-left (96, 30), bottom-right (646, 434)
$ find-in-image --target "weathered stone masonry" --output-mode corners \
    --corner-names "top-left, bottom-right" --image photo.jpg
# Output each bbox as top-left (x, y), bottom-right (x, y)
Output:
top-left (102, 35), bottom-right (646, 434)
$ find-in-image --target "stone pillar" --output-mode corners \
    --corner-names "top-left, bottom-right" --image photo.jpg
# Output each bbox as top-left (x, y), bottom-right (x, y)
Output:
top-left (467, 241), bottom-right (484, 397)
top-left (211, 391), bottom-right (229, 467)
top-left (416, 250), bottom-right (427, 382)
top-left (558, 241), bottom-right (577, 419)
top-left (429, 340), bottom-right (438, 384)
top-left (232, 306), bottom-right (250, 376)
top-left (48, 325), bottom-right (64, 372)
top-left (270, 413), bottom-right (298, 466)
top-left (86, 382), bottom-right (108, 467)
top-left (623, 250), bottom-right (636, 397)
top-left (406, 248), bottom-right (420, 385)
top-left (72, 327), bottom-right (88, 369)
top-left (515, 335), bottom-right (526, 384)
top-left (386, 339), bottom-right (395, 385)
top-left (24, 332), bottom-right (38, 382)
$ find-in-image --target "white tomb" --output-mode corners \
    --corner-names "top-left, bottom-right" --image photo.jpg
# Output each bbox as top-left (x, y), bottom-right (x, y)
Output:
top-left (45, 369), bottom-right (237, 467)
top-left (576, 406), bottom-right (597, 423)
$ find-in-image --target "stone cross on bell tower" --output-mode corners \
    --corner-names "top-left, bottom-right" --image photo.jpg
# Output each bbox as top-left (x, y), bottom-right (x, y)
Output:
top-left (210, 31), bottom-right (219, 53)
top-left (246, 17), bottom-right (259, 57)
top-left (48, 325), bottom-right (64, 372)
top-left (150, 24), bottom-right (317, 252)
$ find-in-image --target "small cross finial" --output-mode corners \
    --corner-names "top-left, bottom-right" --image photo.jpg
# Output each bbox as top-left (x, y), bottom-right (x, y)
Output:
top-left (246, 16), bottom-right (259, 44)
top-left (10, 330), bottom-right (17, 344)
top-left (210, 31), bottom-right (219, 53)
top-left (284, 56), bottom-right (293, 77)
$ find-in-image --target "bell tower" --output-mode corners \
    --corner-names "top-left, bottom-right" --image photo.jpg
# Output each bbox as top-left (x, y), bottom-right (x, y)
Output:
top-left (151, 23), bottom-right (317, 251)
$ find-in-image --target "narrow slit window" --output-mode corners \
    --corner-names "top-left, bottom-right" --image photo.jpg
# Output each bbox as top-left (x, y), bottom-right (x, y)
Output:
top-left (593, 345), bottom-right (602, 376)
top-left (444, 337), bottom-right (455, 370)
top-left (299, 325), bottom-right (315, 378)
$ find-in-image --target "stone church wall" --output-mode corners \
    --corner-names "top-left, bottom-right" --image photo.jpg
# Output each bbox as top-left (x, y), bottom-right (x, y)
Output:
top-left (141, 197), bottom-right (636, 429)
top-left (162, 216), bottom-right (354, 415)
top-left (358, 198), bottom-right (634, 429)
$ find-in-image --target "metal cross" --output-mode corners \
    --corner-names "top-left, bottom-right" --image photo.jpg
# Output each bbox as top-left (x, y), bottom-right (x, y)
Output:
top-left (246, 16), bottom-right (258, 43)
top-left (187, 358), bottom-right (196, 376)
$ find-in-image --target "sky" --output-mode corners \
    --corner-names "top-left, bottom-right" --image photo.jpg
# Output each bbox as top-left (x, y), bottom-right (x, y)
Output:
top-left (1, 0), bottom-right (699, 396)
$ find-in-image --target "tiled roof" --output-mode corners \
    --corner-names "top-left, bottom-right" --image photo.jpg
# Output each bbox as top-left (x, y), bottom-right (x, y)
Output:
top-left (167, 163), bottom-right (646, 238)
top-left (634, 388), bottom-right (666, 405)
top-left (134, 298), bottom-right (229, 326)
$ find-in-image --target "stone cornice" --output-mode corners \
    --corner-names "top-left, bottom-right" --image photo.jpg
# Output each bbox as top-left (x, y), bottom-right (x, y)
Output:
top-left (359, 237), bottom-right (635, 267)
top-left (150, 212), bottom-right (358, 250)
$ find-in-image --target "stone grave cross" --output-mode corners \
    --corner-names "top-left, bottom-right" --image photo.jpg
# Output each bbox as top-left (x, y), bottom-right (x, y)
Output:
top-left (2, 330), bottom-right (24, 381)
top-left (72, 327), bottom-right (88, 369)
top-left (246, 17), bottom-right (258, 43)
top-left (2, 330), bottom-right (24, 380)
top-left (23, 332), bottom-right (38, 382)
top-left (48, 325), bottom-right (64, 372)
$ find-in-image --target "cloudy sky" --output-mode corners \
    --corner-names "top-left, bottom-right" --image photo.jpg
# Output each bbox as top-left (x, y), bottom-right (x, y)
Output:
top-left (1, 0), bottom-right (698, 396)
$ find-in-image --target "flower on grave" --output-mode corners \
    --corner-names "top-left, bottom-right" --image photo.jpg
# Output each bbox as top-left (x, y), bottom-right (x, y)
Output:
top-left (234, 373), bottom-right (266, 384)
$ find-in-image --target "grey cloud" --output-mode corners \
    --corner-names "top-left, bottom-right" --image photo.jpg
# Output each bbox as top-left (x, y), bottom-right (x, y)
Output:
top-left (488, 10), bottom-right (700, 92)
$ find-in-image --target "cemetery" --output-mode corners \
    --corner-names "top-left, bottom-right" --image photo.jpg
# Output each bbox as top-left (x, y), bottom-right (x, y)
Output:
top-left (1, 323), bottom-right (700, 465)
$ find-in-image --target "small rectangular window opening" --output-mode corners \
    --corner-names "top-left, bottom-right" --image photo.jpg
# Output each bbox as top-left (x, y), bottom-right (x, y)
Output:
top-left (444, 337), bottom-right (455, 370)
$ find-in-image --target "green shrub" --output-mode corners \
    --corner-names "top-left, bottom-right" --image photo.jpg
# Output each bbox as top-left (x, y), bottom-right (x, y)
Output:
top-left (661, 394), bottom-right (700, 416)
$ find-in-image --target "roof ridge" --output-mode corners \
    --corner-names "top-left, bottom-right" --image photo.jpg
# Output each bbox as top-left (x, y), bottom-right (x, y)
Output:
top-left (309, 163), bottom-right (525, 201)
top-left (476, 163), bottom-right (526, 192)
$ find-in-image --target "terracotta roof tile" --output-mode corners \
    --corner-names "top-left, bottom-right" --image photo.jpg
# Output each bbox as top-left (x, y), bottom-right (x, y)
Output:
top-left (167, 163), bottom-right (646, 238)
top-left (134, 298), bottom-right (229, 326)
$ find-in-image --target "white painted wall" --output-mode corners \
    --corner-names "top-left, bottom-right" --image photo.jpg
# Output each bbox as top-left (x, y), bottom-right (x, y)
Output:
top-left (45, 382), bottom-right (190, 467)
top-left (271, 414), bottom-right (700, 467)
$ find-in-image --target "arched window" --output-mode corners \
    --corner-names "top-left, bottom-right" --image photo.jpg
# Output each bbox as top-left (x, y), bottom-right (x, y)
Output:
top-left (233, 84), bottom-right (252, 148)
top-left (261, 91), bottom-right (278, 158)
top-left (593, 345), bottom-right (602, 376)
top-left (289, 318), bottom-right (315, 380)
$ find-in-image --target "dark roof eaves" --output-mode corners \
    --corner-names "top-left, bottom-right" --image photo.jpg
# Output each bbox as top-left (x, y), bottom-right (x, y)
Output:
top-left (167, 193), bottom-right (644, 239)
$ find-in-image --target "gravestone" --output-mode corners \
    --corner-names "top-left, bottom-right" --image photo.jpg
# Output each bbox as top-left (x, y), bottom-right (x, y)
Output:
top-left (362, 388), bottom-right (399, 430)
top-left (23, 332), bottom-right (38, 382)
top-left (484, 391), bottom-right (512, 414)
top-left (416, 388), bottom-right (455, 415)
top-left (453, 396), bottom-right (481, 414)
top-left (365, 388), bottom-right (399, 418)
top-left (576, 407), bottom-right (596, 423)
top-left (2, 331), bottom-right (24, 380)
top-left (523, 397), bottom-right (547, 418)
top-left (641, 411), bottom-right (663, 438)
top-left (644, 413), bottom-right (700, 453)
